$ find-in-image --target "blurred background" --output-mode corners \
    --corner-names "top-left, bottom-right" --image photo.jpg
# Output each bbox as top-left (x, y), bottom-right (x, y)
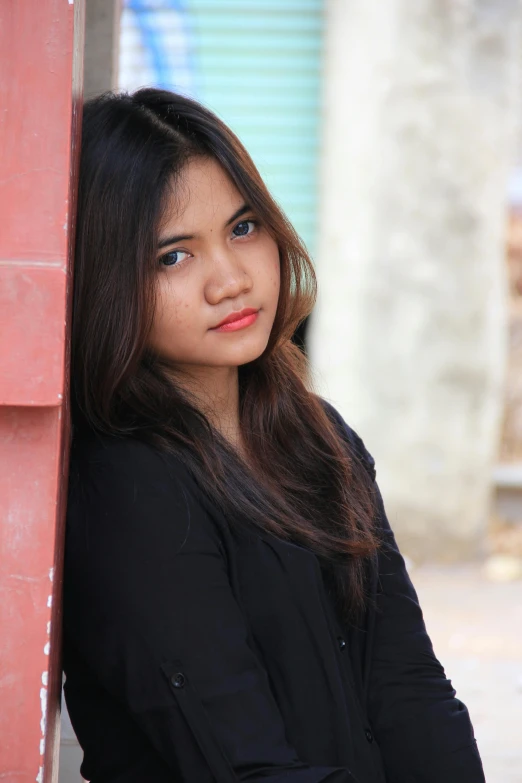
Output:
top-left (59, 0), bottom-right (522, 780)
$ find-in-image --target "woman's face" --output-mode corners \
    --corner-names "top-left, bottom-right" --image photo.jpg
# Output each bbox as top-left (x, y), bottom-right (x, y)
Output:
top-left (148, 157), bottom-right (281, 373)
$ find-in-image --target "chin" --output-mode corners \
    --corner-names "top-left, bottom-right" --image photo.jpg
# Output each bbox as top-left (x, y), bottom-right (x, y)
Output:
top-left (215, 339), bottom-right (270, 367)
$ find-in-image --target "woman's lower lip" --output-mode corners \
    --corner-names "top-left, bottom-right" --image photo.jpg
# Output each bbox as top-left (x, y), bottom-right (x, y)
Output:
top-left (212, 312), bottom-right (259, 332)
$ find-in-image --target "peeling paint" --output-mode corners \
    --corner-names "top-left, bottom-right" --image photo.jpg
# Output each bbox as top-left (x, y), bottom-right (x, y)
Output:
top-left (46, 620), bottom-right (51, 635)
top-left (47, 594), bottom-right (52, 608)
top-left (38, 661), bottom-right (49, 767)
top-left (48, 566), bottom-right (54, 582)
top-left (44, 642), bottom-right (50, 655)
top-left (8, 573), bottom-right (39, 583)
top-left (40, 685), bottom-right (47, 738)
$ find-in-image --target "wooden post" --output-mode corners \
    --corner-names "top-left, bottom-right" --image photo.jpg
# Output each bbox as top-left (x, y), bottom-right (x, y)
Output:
top-left (0, 2), bottom-right (85, 781)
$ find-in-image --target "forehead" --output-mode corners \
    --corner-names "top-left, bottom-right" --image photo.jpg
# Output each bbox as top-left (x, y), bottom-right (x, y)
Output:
top-left (162, 157), bottom-right (243, 229)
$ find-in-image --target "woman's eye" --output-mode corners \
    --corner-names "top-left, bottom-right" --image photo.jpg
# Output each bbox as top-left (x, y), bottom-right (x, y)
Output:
top-left (159, 249), bottom-right (190, 267)
top-left (232, 220), bottom-right (256, 238)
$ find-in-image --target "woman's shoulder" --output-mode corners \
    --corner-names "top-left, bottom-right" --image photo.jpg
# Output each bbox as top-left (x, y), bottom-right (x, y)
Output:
top-left (66, 430), bottom-right (220, 555)
top-left (70, 428), bottom-right (187, 479)
top-left (68, 429), bottom-right (197, 516)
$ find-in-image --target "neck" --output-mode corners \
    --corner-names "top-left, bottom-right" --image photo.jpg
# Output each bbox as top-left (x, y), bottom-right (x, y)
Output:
top-left (168, 365), bottom-right (245, 455)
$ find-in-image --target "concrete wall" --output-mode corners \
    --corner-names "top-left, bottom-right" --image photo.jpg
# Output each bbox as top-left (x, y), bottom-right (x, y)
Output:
top-left (310, 0), bottom-right (522, 561)
top-left (84, 0), bottom-right (121, 100)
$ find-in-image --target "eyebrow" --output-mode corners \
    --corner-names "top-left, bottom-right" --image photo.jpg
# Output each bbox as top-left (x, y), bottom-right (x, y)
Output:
top-left (157, 203), bottom-right (252, 250)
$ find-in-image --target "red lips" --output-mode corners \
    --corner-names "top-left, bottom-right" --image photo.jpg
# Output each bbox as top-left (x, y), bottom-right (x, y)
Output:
top-left (212, 307), bottom-right (259, 329)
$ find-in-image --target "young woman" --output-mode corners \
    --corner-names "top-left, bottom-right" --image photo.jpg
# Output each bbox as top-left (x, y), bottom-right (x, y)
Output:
top-left (63, 88), bottom-right (485, 783)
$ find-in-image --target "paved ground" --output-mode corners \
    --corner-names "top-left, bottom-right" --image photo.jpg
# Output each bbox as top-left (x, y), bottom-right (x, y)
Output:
top-left (410, 564), bottom-right (522, 783)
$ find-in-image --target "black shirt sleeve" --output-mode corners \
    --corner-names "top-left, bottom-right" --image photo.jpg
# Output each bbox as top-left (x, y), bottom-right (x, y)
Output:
top-left (64, 436), bottom-right (356, 783)
top-left (343, 424), bottom-right (486, 783)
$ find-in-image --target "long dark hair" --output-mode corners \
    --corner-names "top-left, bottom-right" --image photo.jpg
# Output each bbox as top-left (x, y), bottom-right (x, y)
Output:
top-left (71, 88), bottom-right (379, 620)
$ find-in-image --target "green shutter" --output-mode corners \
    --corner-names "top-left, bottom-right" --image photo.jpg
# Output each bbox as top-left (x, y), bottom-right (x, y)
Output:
top-left (186, 0), bottom-right (324, 256)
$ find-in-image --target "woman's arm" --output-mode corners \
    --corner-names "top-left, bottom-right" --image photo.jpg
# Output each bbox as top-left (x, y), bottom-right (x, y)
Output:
top-left (368, 481), bottom-right (485, 782)
top-left (327, 406), bottom-right (486, 783)
top-left (64, 436), bottom-right (357, 783)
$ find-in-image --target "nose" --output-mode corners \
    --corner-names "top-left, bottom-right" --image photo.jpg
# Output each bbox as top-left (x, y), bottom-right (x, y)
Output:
top-left (204, 248), bottom-right (253, 305)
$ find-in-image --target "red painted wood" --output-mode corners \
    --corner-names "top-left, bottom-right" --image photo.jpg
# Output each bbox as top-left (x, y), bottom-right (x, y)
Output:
top-left (0, 266), bottom-right (67, 406)
top-left (0, 2), bottom-right (85, 782)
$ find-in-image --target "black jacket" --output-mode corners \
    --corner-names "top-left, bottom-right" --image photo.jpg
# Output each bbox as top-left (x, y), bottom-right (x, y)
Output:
top-left (62, 403), bottom-right (485, 782)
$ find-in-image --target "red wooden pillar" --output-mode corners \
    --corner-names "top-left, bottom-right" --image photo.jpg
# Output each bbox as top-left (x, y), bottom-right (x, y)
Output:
top-left (0, 2), bottom-right (85, 781)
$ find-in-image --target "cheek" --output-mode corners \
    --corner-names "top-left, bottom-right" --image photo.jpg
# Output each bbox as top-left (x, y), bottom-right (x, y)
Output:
top-left (268, 249), bottom-right (281, 296)
top-left (152, 279), bottom-right (194, 340)
top-left (274, 258), bottom-right (281, 288)
top-left (255, 239), bottom-right (280, 292)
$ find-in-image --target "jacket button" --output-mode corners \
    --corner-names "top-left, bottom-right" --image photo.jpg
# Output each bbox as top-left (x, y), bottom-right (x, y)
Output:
top-left (365, 729), bottom-right (373, 743)
top-left (171, 672), bottom-right (186, 688)
top-left (337, 636), bottom-right (346, 651)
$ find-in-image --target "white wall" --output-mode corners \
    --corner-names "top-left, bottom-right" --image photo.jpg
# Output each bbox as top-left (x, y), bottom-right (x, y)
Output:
top-left (310, 0), bottom-right (522, 561)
